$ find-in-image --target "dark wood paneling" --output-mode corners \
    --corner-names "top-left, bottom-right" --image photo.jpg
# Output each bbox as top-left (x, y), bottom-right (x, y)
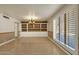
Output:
top-left (0, 32), bottom-right (15, 43)
top-left (48, 31), bottom-right (53, 39)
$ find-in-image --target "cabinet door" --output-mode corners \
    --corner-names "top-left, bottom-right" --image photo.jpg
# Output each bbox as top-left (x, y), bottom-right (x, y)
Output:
top-left (41, 24), bottom-right (47, 28)
top-left (34, 24), bottom-right (40, 28)
top-left (21, 23), bottom-right (27, 28)
top-left (21, 23), bottom-right (27, 31)
top-left (28, 24), bottom-right (33, 28)
top-left (22, 28), bottom-right (27, 32)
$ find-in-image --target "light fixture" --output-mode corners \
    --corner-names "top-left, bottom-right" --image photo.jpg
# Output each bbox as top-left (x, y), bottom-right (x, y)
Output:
top-left (24, 15), bottom-right (39, 23)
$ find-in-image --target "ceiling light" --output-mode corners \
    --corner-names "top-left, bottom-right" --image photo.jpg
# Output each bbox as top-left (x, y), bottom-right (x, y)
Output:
top-left (23, 15), bottom-right (39, 23)
top-left (24, 15), bottom-right (39, 20)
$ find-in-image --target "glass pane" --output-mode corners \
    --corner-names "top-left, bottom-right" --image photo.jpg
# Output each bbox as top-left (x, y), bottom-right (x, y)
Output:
top-left (60, 16), bottom-right (65, 43)
top-left (53, 19), bottom-right (56, 39)
top-left (68, 34), bottom-right (75, 48)
top-left (67, 10), bottom-right (76, 49)
top-left (28, 24), bottom-right (33, 28)
top-left (56, 18), bottom-right (60, 40)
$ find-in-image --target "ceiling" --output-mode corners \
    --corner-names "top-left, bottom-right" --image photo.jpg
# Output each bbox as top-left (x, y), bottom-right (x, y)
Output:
top-left (0, 4), bottom-right (63, 21)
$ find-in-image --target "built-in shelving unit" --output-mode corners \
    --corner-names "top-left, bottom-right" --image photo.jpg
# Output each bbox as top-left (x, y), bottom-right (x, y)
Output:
top-left (21, 21), bottom-right (47, 32)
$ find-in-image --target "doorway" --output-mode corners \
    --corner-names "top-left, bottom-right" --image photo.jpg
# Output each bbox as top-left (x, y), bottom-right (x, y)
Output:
top-left (14, 22), bottom-right (20, 38)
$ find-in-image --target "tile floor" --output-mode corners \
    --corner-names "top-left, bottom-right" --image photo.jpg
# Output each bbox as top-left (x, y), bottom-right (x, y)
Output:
top-left (0, 37), bottom-right (67, 55)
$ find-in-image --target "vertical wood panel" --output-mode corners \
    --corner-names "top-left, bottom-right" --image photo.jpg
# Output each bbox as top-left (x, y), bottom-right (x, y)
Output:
top-left (64, 13), bottom-right (67, 44)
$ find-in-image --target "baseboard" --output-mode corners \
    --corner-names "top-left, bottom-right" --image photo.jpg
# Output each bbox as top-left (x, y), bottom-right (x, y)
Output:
top-left (0, 38), bottom-right (15, 47)
top-left (48, 37), bottom-right (71, 55)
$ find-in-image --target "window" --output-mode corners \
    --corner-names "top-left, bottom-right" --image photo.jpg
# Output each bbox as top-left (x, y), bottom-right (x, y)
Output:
top-left (55, 17), bottom-right (60, 41)
top-left (53, 12), bottom-right (76, 54)
top-left (67, 9), bottom-right (76, 49)
top-left (60, 14), bottom-right (65, 44)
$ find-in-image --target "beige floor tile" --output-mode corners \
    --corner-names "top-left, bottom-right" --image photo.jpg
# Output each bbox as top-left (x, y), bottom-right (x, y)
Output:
top-left (0, 37), bottom-right (67, 55)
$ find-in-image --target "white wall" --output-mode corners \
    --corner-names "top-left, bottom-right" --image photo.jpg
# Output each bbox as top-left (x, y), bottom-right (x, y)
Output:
top-left (0, 14), bottom-right (14, 32)
top-left (0, 13), bottom-right (19, 36)
top-left (20, 32), bottom-right (48, 37)
top-left (47, 18), bottom-right (53, 31)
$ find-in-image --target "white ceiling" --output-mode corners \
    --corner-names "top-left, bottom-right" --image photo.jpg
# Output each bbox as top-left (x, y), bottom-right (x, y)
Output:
top-left (0, 4), bottom-right (63, 21)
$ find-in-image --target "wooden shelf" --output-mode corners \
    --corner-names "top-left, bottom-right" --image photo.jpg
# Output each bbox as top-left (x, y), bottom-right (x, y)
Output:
top-left (34, 24), bottom-right (40, 28)
top-left (22, 29), bottom-right (27, 31)
top-left (41, 24), bottom-right (47, 28)
top-left (21, 24), bottom-right (27, 28)
top-left (28, 24), bottom-right (33, 28)
top-left (28, 29), bottom-right (40, 31)
top-left (41, 29), bottom-right (47, 31)
top-left (21, 21), bottom-right (47, 32)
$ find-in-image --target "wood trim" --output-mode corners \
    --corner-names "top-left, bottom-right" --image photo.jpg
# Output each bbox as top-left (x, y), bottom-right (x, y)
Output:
top-left (59, 16), bottom-right (60, 40)
top-left (64, 13), bottom-right (67, 44)
top-left (0, 32), bottom-right (14, 34)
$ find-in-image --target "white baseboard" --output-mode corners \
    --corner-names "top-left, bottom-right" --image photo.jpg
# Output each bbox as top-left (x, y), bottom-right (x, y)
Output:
top-left (0, 38), bottom-right (15, 46)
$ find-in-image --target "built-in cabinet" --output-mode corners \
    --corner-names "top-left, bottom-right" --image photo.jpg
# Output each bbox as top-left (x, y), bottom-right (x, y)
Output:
top-left (21, 21), bottom-right (47, 32)
top-left (20, 21), bottom-right (48, 37)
